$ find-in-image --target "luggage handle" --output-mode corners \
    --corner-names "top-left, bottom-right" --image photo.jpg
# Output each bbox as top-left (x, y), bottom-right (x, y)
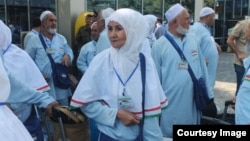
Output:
top-left (53, 106), bottom-right (81, 123)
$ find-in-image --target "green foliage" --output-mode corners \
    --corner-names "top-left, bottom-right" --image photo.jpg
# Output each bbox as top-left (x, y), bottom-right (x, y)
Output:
top-left (86, 0), bottom-right (207, 19)
top-left (204, 0), bottom-right (215, 7)
top-left (118, 0), bottom-right (142, 11)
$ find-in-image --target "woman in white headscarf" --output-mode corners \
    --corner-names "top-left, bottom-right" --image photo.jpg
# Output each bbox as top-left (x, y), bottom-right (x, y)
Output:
top-left (144, 14), bottom-right (157, 47)
top-left (0, 54), bottom-right (33, 140)
top-left (0, 20), bottom-right (58, 141)
top-left (71, 8), bottom-right (168, 141)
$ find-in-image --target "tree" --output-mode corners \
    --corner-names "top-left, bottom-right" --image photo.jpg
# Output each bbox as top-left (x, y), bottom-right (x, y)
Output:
top-left (204, 0), bottom-right (215, 8)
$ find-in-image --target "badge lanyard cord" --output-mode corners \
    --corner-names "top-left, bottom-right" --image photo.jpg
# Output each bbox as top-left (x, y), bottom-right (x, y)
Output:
top-left (112, 59), bottom-right (140, 95)
top-left (112, 53), bottom-right (145, 141)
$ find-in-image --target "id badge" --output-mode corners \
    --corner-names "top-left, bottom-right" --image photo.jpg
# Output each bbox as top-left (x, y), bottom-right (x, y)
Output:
top-left (46, 48), bottom-right (54, 54)
top-left (178, 61), bottom-right (188, 70)
top-left (118, 95), bottom-right (134, 109)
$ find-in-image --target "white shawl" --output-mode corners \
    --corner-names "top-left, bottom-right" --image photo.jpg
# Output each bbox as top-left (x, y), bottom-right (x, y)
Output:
top-left (0, 20), bottom-right (49, 92)
top-left (71, 8), bottom-right (167, 117)
top-left (0, 56), bottom-right (10, 102)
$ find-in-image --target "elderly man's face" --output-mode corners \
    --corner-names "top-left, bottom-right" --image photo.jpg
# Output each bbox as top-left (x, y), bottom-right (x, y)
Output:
top-left (176, 10), bottom-right (190, 35)
top-left (42, 13), bottom-right (57, 34)
top-left (207, 13), bottom-right (215, 26)
top-left (91, 23), bottom-right (99, 42)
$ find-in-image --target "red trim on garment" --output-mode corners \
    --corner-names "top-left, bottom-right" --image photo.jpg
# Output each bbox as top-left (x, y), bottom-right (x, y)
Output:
top-left (132, 105), bottom-right (162, 115)
top-left (37, 85), bottom-right (50, 91)
top-left (71, 99), bottom-right (86, 105)
top-left (160, 99), bottom-right (168, 105)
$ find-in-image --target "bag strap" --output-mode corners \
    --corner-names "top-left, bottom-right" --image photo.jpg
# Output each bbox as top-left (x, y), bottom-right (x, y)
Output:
top-left (54, 106), bottom-right (81, 123)
top-left (138, 53), bottom-right (146, 141)
top-left (39, 33), bottom-right (55, 66)
top-left (164, 33), bottom-right (197, 82)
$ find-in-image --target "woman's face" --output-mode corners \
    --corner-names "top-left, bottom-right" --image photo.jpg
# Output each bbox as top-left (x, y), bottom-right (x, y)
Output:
top-left (107, 21), bottom-right (126, 48)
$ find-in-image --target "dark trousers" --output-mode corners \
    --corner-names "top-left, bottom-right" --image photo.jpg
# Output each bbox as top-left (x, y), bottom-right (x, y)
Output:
top-left (90, 119), bottom-right (100, 141)
top-left (99, 132), bottom-right (117, 141)
top-left (24, 106), bottom-right (44, 141)
top-left (234, 64), bottom-right (245, 96)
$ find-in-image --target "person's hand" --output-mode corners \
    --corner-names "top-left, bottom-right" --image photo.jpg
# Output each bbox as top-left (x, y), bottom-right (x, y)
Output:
top-left (117, 109), bottom-right (140, 126)
top-left (61, 54), bottom-right (71, 67)
top-left (216, 43), bottom-right (222, 54)
top-left (45, 101), bottom-right (60, 116)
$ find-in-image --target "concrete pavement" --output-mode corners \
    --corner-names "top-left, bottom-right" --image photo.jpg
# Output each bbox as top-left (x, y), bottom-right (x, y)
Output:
top-left (214, 52), bottom-right (236, 114)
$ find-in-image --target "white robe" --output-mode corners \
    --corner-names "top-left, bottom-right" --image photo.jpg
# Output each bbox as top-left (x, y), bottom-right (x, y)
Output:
top-left (151, 31), bottom-right (211, 138)
top-left (0, 53), bottom-right (33, 141)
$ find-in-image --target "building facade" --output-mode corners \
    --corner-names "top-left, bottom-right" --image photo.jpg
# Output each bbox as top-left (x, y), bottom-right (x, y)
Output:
top-left (0, 0), bottom-right (249, 50)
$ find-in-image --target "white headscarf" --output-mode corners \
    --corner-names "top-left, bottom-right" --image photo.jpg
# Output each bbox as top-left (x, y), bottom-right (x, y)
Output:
top-left (144, 14), bottom-right (157, 36)
top-left (71, 8), bottom-right (167, 117)
top-left (102, 8), bottom-right (115, 19)
top-left (143, 14), bottom-right (157, 47)
top-left (105, 8), bottom-right (149, 69)
top-left (0, 56), bottom-right (10, 102)
top-left (0, 21), bottom-right (11, 101)
top-left (0, 20), bottom-right (49, 92)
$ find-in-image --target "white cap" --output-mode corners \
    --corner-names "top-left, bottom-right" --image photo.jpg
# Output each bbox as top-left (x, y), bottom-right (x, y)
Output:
top-left (90, 22), bottom-right (97, 29)
top-left (40, 10), bottom-right (53, 21)
top-left (102, 8), bottom-right (115, 19)
top-left (165, 3), bottom-right (184, 22)
top-left (200, 7), bottom-right (214, 17)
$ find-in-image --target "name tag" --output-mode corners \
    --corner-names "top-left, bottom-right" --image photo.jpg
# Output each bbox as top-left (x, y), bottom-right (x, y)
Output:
top-left (178, 61), bottom-right (188, 70)
top-left (118, 95), bottom-right (134, 109)
top-left (46, 48), bottom-right (54, 54)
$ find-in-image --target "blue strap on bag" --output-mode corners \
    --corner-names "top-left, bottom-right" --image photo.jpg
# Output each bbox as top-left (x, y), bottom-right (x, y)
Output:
top-left (135, 53), bottom-right (146, 141)
top-left (39, 33), bottom-right (71, 89)
top-left (99, 53), bottom-right (146, 141)
top-left (164, 33), bottom-right (209, 111)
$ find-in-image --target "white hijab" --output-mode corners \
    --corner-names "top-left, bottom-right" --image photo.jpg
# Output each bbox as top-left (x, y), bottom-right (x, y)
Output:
top-left (0, 56), bottom-right (10, 102)
top-left (0, 20), bottom-right (49, 92)
top-left (106, 8), bottom-right (150, 77)
top-left (144, 14), bottom-right (157, 38)
top-left (144, 14), bottom-right (157, 48)
top-left (71, 8), bottom-right (167, 117)
top-left (0, 21), bottom-right (11, 102)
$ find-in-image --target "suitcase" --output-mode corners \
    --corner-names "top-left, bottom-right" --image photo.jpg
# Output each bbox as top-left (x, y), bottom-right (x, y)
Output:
top-left (201, 100), bottom-right (235, 125)
top-left (49, 106), bottom-right (90, 141)
top-left (221, 100), bottom-right (235, 124)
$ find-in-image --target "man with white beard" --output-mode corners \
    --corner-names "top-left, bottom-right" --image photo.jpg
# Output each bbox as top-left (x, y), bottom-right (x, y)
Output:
top-left (25, 10), bottom-right (74, 106)
top-left (151, 3), bottom-right (212, 138)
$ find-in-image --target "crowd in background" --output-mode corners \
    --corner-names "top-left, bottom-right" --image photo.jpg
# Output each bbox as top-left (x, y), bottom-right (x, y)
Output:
top-left (2, 2), bottom-right (250, 141)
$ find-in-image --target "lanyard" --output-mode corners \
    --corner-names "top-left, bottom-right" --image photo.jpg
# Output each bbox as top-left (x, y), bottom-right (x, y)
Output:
top-left (113, 60), bottom-right (140, 95)
top-left (2, 44), bottom-right (11, 55)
